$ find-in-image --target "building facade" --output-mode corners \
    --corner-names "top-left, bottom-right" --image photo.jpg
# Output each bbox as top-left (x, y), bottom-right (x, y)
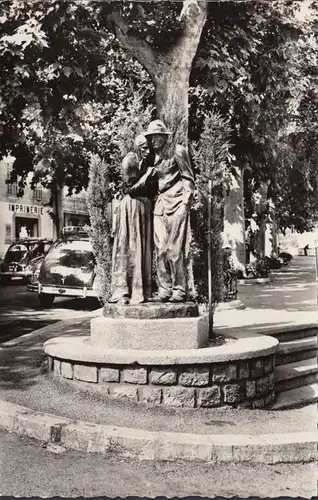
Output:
top-left (0, 157), bottom-right (89, 258)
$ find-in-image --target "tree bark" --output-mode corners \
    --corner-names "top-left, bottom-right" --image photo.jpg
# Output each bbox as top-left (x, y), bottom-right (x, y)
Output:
top-left (52, 184), bottom-right (64, 239)
top-left (108, 0), bottom-right (207, 140)
top-left (223, 167), bottom-right (246, 265)
top-left (265, 199), bottom-right (278, 256)
top-left (251, 180), bottom-right (270, 258)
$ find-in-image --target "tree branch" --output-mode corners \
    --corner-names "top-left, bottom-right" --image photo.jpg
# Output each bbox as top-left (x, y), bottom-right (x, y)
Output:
top-left (168, 0), bottom-right (207, 73)
top-left (107, 10), bottom-right (158, 81)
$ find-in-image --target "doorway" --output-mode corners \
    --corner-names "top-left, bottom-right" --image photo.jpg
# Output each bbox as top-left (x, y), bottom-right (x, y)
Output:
top-left (15, 217), bottom-right (39, 239)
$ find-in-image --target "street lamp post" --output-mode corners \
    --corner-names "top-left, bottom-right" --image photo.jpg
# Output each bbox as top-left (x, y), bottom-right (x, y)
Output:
top-left (207, 179), bottom-right (214, 341)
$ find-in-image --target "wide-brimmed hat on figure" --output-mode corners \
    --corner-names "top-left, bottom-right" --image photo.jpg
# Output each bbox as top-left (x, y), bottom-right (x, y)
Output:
top-left (144, 120), bottom-right (172, 137)
top-left (134, 134), bottom-right (148, 148)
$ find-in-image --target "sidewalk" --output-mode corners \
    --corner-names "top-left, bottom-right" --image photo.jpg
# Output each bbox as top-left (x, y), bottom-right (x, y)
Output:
top-left (214, 255), bottom-right (317, 335)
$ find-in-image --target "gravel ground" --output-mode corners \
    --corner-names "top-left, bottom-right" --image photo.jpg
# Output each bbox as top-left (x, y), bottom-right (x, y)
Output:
top-left (0, 430), bottom-right (316, 498)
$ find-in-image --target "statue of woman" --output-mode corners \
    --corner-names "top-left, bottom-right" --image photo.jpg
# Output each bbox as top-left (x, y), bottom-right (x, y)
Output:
top-left (109, 134), bottom-right (157, 305)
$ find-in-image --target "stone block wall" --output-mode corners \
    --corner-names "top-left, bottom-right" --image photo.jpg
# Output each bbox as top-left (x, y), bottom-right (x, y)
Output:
top-left (48, 354), bottom-right (276, 409)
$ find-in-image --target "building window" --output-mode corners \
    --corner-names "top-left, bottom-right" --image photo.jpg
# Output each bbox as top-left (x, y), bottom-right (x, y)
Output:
top-left (63, 195), bottom-right (87, 213)
top-left (5, 224), bottom-right (12, 244)
top-left (33, 185), bottom-right (43, 201)
top-left (6, 165), bottom-right (18, 197)
top-left (7, 182), bottom-right (18, 197)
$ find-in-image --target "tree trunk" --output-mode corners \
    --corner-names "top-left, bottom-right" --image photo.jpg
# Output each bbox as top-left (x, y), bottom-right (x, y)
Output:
top-left (223, 167), bottom-right (246, 265)
top-left (52, 184), bottom-right (64, 239)
top-left (265, 199), bottom-right (278, 256)
top-left (251, 180), bottom-right (270, 258)
top-left (155, 68), bottom-right (189, 146)
top-left (109, 0), bottom-right (207, 140)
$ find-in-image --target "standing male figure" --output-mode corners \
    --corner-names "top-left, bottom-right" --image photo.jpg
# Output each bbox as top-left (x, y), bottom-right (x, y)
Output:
top-left (144, 120), bottom-right (195, 302)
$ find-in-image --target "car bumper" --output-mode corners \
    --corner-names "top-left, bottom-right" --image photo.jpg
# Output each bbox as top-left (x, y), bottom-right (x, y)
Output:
top-left (27, 283), bottom-right (38, 292)
top-left (0, 271), bottom-right (30, 278)
top-left (38, 284), bottom-right (98, 298)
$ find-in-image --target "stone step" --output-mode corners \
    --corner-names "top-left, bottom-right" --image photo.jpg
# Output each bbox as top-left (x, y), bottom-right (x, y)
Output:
top-left (266, 325), bottom-right (318, 343)
top-left (275, 358), bottom-right (317, 393)
top-left (275, 337), bottom-right (318, 366)
top-left (271, 384), bottom-right (318, 410)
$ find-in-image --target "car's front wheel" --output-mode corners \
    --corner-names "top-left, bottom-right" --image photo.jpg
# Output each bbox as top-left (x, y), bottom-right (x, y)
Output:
top-left (38, 293), bottom-right (55, 308)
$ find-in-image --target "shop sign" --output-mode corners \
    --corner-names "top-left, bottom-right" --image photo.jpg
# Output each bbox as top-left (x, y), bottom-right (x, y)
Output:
top-left (8, 203), bottom-right (44, 215)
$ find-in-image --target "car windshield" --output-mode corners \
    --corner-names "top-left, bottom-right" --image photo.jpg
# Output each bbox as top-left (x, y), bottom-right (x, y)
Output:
top-left (23, 241), bottom-right (52, 261)
top-left (4, 244), bottom-right (29, 263)
top-left (45, 239), bottom-right (95, 268)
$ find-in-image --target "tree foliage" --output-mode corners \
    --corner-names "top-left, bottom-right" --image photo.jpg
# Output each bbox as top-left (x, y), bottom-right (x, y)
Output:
top-left (0, 0), bottom-right (316, 239)
top-left (189, 0), bottom-right (318, 233)
top-left (0, 0), bottom-right (154, 197)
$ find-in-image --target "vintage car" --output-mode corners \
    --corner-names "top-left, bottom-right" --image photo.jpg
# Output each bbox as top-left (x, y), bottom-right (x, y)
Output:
top-left (26, 253), bottom-right (49, 292)
top-left (0, 238), bottom-right (52, 284)
top-left (34, 227), bottom-right (99, 307)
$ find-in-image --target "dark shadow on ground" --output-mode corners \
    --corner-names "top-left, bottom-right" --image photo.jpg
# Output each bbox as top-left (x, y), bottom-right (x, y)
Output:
top-left (0, 284), bottom-right (99, 343)
top-left (0, 318), bottom-right (91, 390)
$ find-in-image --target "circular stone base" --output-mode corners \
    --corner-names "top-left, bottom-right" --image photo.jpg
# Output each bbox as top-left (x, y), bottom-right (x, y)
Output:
top-left (103, 301), bottom-right (199, 319)
top-left (44, 332), bottom-right (278, 409)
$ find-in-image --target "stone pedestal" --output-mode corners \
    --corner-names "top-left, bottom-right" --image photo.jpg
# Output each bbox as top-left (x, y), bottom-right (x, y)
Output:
top-left (44, 300), bottom-right (279, 409)
top-left (91, 302), bottom-right (208, 350)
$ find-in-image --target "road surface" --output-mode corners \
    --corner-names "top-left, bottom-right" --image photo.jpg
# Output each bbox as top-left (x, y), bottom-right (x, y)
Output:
top-left (0, 280), bottom-right (99, 343)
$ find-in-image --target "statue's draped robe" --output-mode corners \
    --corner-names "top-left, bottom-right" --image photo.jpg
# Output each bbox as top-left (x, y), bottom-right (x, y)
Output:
top-left (110, 157), bottom-right (156, 304)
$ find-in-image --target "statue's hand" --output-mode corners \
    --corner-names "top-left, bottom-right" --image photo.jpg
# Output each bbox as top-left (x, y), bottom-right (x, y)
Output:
top-left (146, 166), bottom-right (156, 177)
top-left (182, 191), bottom-right (193, 206)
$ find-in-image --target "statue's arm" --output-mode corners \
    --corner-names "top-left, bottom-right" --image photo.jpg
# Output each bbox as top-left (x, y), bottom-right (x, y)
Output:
top-left (125, 166), bottom-right (155, 197)
top-left (175, 145), bottom-right (195, 205)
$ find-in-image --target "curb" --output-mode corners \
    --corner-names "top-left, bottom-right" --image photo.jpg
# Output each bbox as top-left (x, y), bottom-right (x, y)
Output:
top-left (238, 277), bottom-right (272, 285)
top-left (0, 400), bottom-right (316, 463)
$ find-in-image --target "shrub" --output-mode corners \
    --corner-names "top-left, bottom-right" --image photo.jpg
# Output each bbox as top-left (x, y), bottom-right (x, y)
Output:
top-left (265, 256), bottom-right (283, 270)
top-left (86, 155), bottom-right (113, 302)
top-left (278, 252), bottom-right (293, 265)
top-left (191, 111), bottom-right (232, 320)
top-left (245, 258), bottom-right (270, 278)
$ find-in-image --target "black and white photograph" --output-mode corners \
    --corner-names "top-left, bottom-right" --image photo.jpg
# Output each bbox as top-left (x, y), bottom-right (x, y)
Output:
top-left (0, 0), bottom-right (317, 497)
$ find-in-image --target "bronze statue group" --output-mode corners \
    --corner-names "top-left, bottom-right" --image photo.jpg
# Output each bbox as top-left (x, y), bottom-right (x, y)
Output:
top-left (109, 120), bottom-right (194, 305)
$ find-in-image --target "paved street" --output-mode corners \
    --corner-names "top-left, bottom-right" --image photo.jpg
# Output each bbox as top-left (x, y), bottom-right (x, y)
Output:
top-left (0, 430), bottom-right (316, 498)
top-left (1, 256), bottom-right (315, 344)
top-left (0, 280), bottom-right (99, 343)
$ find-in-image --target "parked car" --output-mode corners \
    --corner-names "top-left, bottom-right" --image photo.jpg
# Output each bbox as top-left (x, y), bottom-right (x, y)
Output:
top-left (26, 253), bottom-right (49, 292)
top-left (0, 238), bottom-right (52, 285)
top-left (33, 227), bottom-right (98, 307)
